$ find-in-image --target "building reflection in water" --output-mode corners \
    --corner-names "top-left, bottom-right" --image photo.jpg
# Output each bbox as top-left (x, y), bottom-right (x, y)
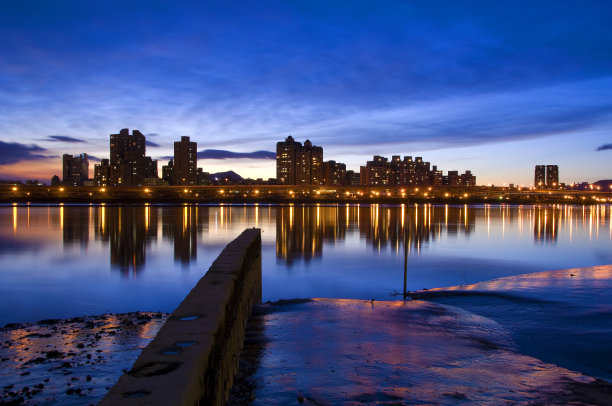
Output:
top-left (533, 206), bottom-right (559, 243)
top-left (20, 203), bottom-right (605, 275)
top-left (61, 206), bottom-right (90, 249)
top-left (162, 205), bottom-right (206, 266)
top-left (94, 206), bottom-right (158, 276)
top-left (276, 204), bottom-right (477, 264)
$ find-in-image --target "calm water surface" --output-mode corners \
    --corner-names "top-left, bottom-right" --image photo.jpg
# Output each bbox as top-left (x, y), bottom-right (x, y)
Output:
top-left (1, 203), bottom-right (611, 325)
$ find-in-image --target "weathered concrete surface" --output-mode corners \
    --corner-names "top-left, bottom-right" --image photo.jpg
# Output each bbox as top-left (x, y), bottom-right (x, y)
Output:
top-left (228, 298), bottom-right (612, 405)
top-left (100, 228), bottom-right (261, 406)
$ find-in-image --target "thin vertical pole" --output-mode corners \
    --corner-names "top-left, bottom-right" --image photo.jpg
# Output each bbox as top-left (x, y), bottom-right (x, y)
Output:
top-left (403, 214), bottom-right (408, 299)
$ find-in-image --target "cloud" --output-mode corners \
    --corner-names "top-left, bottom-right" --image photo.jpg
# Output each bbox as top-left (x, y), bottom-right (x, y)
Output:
top-left (86, 154), bottom-right (102, 162)
top-left (146, 140), bottom-right (160, 147)
top-left (0, 141), bottom-right (49, 165)
top-left (291, 78), bottom-right (612, 150)
top-left (197, 149), bottom-right (276, 159)
top-left (46, 135), bottom-right (86, 143)
top-left (596, 143), bottom-right (612, 151)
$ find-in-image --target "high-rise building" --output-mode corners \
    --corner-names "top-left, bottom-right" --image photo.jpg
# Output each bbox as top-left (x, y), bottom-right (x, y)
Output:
top-left (109, 129), bottom-right (147, 186)
top-left (546, 165), bottom-right (559, 188)
top-left (94, 159), bottom-right (111, 186)
top-left (162, 159), bottom-right (174, 184)
top-left (345, 170), bottom-right (360, 186)
top-left (322, 160), bottom-right (346, 186)
top-left (276, 136), bottom-right (298, 184)
top-left (360, 156), bottom-right (395, 186)
top-left (535, 165), bottom-right (546, 188)
top-left (276, 136), bottom-right (324, 185)
top-left (534, 164), bottom-right (558, 188)
top-left (172, 136), bottom-right (198, 185)
top-left (430, 165), bottom-right (443, 185)
top-left (445, 170), bottom-right (460, 186)
top-left (62, 153), bottom-right (89, 186)
top-left (460, 170), bottom-right (476, 186)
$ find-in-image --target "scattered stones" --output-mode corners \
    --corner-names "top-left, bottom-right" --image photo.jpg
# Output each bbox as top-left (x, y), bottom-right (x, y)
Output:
top-left (0, 312), bottom-right (168, 405)
top-left (37, 319), bottom-right (61, 326)
top-left (24, 357), bottom-right (45, 365)
top-left (443, 392), bottom-right (468, 400)
top-left (45, 350), bottom-right (62, 359)
top-left (24, 333), bottom-right (52, 338)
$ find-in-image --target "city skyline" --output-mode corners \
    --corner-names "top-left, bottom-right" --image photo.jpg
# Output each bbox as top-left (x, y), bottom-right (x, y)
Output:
top-left (1, 1), bottom-right (611, 185)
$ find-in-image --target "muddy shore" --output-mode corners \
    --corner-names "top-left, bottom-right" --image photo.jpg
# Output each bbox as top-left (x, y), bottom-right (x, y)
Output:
top-left (0, 312), bottom-right (168, 405)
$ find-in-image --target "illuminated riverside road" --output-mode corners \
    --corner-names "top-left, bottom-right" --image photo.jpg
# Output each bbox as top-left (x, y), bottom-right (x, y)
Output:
top-left (1, 184), bottom-right (611, 204)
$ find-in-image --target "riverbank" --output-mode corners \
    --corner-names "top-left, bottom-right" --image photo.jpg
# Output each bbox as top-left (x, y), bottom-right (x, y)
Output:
top-left (228, 266), bottom-right (612, 405)
top-left (3, 266), bottom-right (612, 404)
top-left (0, 312), bottom-right (167, 405)
top-left (2, 184), bottom-right (610, 205)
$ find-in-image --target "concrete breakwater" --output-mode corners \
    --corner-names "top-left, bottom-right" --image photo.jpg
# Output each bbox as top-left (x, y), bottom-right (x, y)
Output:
top-left (100, 228), bottom-right (262, 406)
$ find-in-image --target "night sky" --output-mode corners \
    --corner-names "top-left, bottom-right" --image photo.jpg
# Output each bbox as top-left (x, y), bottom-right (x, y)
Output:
top-left (1, 0), bottom-right (611, 185)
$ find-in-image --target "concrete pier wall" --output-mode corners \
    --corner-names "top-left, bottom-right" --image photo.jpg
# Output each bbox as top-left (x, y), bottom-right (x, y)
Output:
top-left (100, 228), bottom-right (262, 406)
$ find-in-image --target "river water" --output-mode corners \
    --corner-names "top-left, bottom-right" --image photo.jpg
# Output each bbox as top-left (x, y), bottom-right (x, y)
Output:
top-left (1, 203), bottom-right (610, 326)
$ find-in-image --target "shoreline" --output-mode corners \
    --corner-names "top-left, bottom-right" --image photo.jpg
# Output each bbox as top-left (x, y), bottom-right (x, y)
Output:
top-left (0, 312), bottom-right (168, 405)
top-left (2, 184), bottom-right (610, 206)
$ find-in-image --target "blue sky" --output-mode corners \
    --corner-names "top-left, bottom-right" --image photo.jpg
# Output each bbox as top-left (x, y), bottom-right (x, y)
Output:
top-left (0, 0), bottom-right (611, 185)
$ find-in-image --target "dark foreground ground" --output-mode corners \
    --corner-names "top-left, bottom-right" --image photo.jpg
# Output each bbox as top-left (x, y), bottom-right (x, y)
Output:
top-left (0, 312), bottom-right (168, 405)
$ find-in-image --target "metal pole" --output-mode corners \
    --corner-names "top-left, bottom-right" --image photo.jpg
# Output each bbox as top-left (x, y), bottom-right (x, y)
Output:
top-left (403, 211), bottom-right (408, 299)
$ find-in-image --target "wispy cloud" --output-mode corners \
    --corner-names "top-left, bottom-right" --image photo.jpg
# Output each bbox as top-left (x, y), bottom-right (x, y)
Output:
top-left (596, 143), bottom-right (612, 151)
top-left (197, 149), bottom-right (275, 159)
top-left (146, 140), bottom-right (160, 147)
top-left (0, 141), bottom-right (49, 165)
top-left (46, 135), bottom-right (86, 143)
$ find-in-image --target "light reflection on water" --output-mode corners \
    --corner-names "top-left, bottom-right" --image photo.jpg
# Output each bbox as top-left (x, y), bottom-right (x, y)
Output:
top-left (0, 203), bottom-right (610, 325)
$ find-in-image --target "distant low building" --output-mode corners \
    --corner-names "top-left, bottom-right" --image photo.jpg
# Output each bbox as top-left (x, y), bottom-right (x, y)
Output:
top-left (197, 168), bottom-right (211, 185)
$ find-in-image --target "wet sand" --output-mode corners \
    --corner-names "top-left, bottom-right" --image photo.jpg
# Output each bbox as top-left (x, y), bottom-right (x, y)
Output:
top-left (0, 312), bottom-right (168, 405)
